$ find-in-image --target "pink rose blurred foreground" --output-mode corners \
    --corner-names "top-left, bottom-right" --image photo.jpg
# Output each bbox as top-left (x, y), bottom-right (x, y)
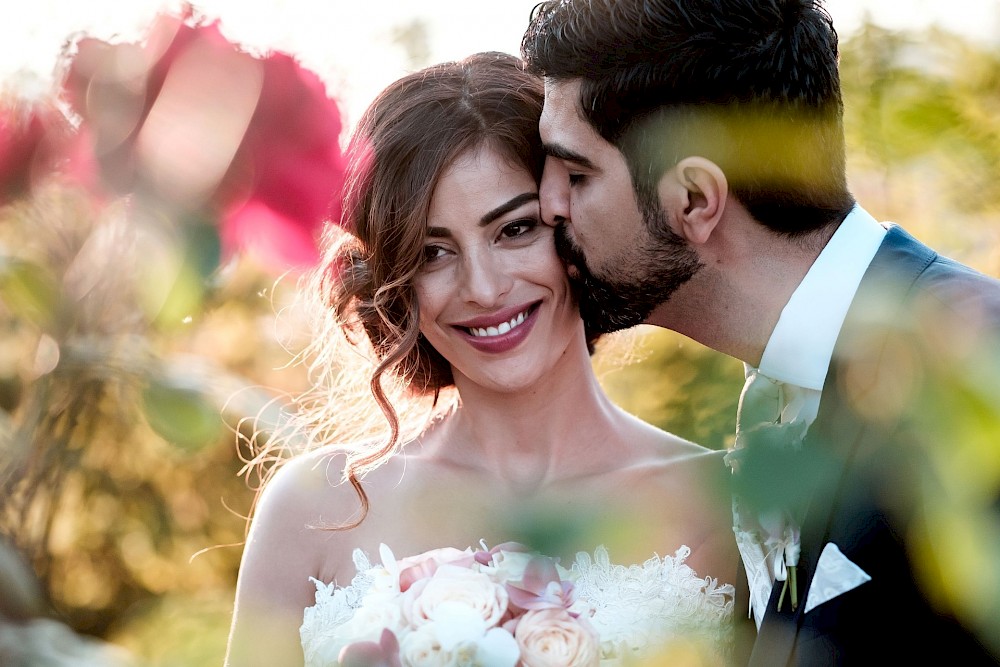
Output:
top-left (0, 98), bottom-right (77, 205)
top-left (61, 5), bottom-right (346, 272)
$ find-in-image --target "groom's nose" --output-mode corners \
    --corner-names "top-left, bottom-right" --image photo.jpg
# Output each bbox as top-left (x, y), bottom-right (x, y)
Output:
top-left (539, 158), bottom-right (570, 227)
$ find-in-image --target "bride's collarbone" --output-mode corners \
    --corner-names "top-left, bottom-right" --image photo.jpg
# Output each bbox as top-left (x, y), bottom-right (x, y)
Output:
top-left (362, 454), bottom-right (710, 524)
top-left (353, 477), bottom-right (696, 564)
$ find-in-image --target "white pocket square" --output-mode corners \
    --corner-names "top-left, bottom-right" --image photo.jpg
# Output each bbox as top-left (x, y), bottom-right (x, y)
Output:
top-left (803, 542), bottom-right (872, 614)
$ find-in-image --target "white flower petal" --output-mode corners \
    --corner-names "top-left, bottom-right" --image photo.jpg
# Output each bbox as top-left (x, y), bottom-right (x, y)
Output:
top-left (431, 602), bottom-right (489, 650)
top-left (479, 627), bottom-right (520, 667)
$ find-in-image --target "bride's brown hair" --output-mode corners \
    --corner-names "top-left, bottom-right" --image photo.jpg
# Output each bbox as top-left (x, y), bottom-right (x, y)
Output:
top-left (242, 52), bottom-right (545, 528)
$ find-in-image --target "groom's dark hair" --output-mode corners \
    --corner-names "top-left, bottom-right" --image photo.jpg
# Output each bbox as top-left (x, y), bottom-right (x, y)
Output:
top-left (522, 0), bottom-right (856, 235)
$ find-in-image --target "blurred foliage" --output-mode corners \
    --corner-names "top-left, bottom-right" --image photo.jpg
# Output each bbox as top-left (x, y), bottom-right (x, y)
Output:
top-left (0, 184), bottom-right (309, 647)
top-left (0, 12), bottom-right (997, 667)
top-left (111, 592), bottom-right (235, 667)
top-left (0, 6), bottom-right (340, 666)
top-left (839, 23), bottom-right (1000, 277)
top-left (594, 328), bottom-right (743, 450)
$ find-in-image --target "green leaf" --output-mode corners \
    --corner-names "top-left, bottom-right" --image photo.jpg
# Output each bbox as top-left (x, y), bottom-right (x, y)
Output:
top-left (0, 257), bottom-right (61, 328)
top-left (142, 378), bottom-right (223, 452)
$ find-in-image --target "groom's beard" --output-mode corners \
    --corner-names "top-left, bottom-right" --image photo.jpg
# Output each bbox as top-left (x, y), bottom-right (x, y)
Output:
top-left (554, 212), bottom-right (702, 335)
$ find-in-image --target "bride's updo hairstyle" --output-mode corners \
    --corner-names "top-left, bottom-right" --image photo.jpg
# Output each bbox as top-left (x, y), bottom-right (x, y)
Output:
top-left (242, 53), bottom-right (546, 528)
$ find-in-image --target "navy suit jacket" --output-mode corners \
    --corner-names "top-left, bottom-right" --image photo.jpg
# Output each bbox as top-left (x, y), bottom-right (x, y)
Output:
top-left (747, 225), bottom-right (1000, 665)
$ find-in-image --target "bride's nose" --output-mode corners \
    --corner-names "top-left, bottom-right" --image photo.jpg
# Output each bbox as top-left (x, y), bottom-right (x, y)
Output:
top-left (458, 249), bottom-right (513, 308)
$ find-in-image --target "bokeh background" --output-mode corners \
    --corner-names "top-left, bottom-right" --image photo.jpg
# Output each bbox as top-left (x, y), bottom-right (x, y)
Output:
top-left (0, 1), bottom-right (999, 664)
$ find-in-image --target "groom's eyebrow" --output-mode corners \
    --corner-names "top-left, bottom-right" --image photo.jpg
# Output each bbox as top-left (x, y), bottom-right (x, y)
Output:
top-left (543, 143), bottom-right (596, 170)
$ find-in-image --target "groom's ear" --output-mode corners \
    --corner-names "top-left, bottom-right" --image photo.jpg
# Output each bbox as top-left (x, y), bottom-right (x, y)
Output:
top-left (659, 156), bottom-right (727, 246)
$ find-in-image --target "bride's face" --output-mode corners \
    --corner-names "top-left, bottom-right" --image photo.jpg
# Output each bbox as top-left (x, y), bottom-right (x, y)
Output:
top-left (414, 145), bottom-right (583, 393)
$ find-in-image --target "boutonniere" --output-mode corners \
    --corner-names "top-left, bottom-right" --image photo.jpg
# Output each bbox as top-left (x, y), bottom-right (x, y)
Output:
top-left (726, 412), bottom-right (810, 612)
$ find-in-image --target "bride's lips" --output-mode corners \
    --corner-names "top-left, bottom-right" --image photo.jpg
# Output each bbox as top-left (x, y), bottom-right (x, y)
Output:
top-left (452, 301), bottom-right (541, 354)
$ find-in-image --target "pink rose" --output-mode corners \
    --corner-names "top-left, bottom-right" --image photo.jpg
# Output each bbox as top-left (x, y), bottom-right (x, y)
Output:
top-left (474, 541), bottom-right (532, 566)
top-left (506, 555), bottom-right (577, 613)
top-left (60, 7), bottom-right (345, 272)
top-left (0, 98), bottom-right (77, 205)
top-left (216, 46), bottom-right (344, 269)
top-left (338, 629), bottom-right (401, 667)
top-left (514, 608), bottom-right (600, 667)
top-left (397, 547), bottom-right (476, 592)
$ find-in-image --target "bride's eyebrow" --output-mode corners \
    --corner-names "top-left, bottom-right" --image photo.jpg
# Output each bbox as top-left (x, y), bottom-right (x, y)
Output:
top-left (479, 192), bottom-right (539, 226)
top-left (425, 192), bottom-right (539, 238)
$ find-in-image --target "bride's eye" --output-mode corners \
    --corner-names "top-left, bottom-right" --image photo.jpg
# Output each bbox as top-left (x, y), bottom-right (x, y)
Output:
top-left (422, 244), bottom-right (448, 264)
top-left (499, 218), bottom-right (538, 240)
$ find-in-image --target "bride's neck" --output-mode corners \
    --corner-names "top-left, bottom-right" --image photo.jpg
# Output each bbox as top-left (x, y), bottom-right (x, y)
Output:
top-left (419, 348), bottom-right (624, 492)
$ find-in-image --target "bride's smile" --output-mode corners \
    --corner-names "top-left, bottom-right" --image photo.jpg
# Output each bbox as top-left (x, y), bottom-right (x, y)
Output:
top-left (457, 302), bottom-right (535, 338)
top-left (452, 302), bottom-right (540, 354)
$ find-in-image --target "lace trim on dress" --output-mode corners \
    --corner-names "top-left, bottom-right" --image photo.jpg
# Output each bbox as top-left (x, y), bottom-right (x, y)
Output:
top-left (569, 545), bottom-right (736, 662)
top-left (300, 550), bottom-right (376, 666)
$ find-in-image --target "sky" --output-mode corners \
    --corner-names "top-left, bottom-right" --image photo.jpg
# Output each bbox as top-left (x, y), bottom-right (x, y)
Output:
top-left (1, 0), bottom-right (998, 129)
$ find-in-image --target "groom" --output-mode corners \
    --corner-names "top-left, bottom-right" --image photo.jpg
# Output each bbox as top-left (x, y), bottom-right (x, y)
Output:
top-left (523, 0), bottom-right (1000, 664)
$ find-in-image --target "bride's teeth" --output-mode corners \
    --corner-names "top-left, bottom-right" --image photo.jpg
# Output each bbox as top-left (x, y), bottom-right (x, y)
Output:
top-left (468, 308), bottom-right (531, 338)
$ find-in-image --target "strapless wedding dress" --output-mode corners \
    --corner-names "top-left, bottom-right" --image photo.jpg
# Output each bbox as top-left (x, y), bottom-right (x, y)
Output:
top-left (300, 544), bottom-right (735, 666)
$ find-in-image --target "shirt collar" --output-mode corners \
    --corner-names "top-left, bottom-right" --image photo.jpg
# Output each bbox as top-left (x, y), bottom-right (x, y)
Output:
top-left (757, 205), bottom-right (888, 390)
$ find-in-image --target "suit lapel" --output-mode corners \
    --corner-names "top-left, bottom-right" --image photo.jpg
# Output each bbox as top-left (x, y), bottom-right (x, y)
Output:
top-left (748, 575), bottom-right (801, 666)
top-left (799, 225), bottom-right (937, 568)
top-left (749, 226), bottom-right (937, 666)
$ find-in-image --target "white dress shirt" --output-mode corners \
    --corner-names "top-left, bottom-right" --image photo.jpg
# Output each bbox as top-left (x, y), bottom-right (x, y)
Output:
top-left (756, 204), bottom-right (888, 426)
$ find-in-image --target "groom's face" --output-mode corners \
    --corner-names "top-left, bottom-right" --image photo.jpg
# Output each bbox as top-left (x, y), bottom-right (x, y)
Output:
top-left (538, 79), bottom-right (701, 334)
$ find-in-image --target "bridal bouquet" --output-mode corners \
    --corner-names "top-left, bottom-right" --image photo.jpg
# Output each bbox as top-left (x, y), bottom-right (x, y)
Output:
top-left (302, 541), bottom-right (736, 667)
top-left (306, 542), bottom-right (603, 667)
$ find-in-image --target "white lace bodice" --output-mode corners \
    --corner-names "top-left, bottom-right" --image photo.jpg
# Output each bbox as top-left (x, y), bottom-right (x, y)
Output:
top-left (300, 544), bottom-right (735, 666)
top-left (567, 546), bottom-right (735, 659)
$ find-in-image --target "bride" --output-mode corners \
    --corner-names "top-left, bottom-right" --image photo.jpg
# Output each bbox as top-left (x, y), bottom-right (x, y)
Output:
top-left (224, 51), bottom-right (741, 666)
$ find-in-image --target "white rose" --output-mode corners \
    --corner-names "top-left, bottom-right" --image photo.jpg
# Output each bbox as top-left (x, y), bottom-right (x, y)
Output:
top-left (516, 609), bottom-right (600, 667)
top-left (398, 624), bottom-right (453, 667)
top-left (472, 628), bottom-right (520, 666)
top-left (403, 564), bottom-right (508, 628)
top-left (339, 597), bottom-right (405, 641)
top-left (398, 603), bottom-right (519, 667)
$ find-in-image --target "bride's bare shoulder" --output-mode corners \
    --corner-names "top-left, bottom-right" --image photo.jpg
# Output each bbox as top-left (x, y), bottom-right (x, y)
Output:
top-left (615, 410), bottom-right (723, 465)
top-left (608, 415), bottom-right (730, 512)
top-left (252, 448), bottom-right (370, 539)
top-left (260, 447), bottom-right (346, 504)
